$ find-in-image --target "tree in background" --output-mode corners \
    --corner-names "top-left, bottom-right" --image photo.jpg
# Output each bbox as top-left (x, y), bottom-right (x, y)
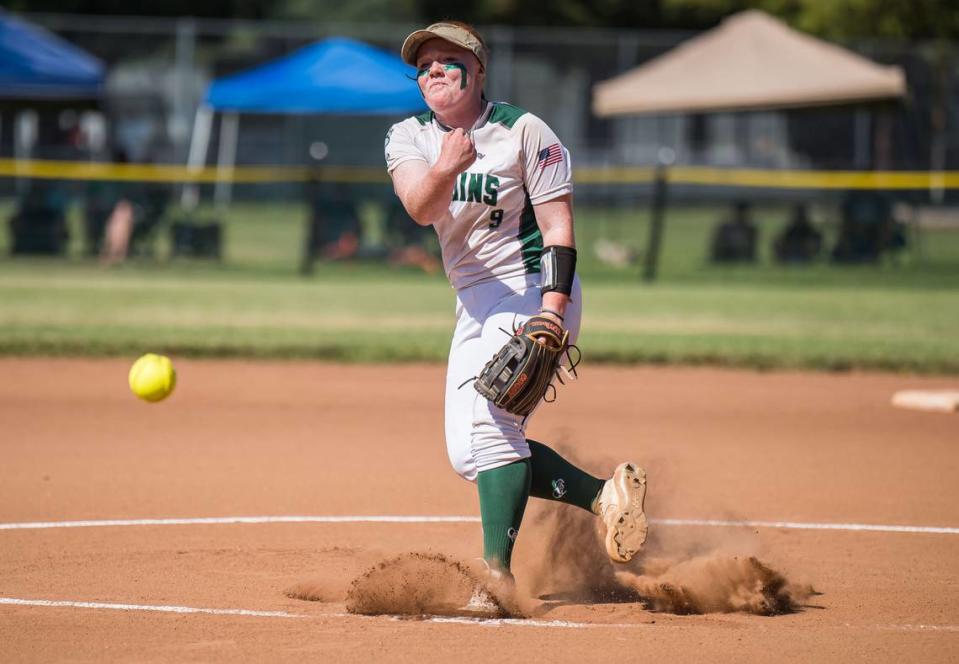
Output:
top-left (7, 0), bottom-right (959, 39)
top-left (416, 0), bottom-right (666, 29)
top-left (271, 0), bottom-right (420, 23)
top-left (4, 0), bottom-right (272, 19)
top-left (661, 0), bottom-right (959, 39)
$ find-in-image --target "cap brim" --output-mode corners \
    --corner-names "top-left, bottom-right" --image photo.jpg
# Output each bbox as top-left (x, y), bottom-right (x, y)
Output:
top-left (401, 30), bottom-right (440, 66)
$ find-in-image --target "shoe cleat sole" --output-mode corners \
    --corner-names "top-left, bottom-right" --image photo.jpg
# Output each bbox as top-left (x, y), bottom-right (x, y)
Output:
top-left (605, 463), bottom-right (648, 563)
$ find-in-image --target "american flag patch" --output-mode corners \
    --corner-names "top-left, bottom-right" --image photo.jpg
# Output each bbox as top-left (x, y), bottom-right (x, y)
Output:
top-left (537, 143), bottom-right (564, 169)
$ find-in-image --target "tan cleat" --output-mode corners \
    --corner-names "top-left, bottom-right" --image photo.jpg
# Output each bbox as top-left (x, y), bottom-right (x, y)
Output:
top-left (595, 462), bottom-right (648, 563)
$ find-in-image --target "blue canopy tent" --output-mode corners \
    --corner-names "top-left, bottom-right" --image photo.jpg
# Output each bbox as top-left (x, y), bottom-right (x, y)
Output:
top-left (0, 10), bottom-right (104, 243)
top-left (0, 10), bottom-right (104, 100)
top-left (186, 37), bottom-right (425, 206)
top-left (205, 36), bottom-right (425, 115)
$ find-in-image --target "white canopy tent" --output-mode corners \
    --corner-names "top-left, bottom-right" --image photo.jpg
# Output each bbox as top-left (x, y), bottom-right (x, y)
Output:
top-left (593, 10), bottom-right (906, 117)
top-left (591, 11), bottom-right (911, 282)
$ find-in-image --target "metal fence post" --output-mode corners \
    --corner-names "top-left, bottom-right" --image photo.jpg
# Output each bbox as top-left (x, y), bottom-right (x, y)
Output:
top-left (642, 149), bottom-right (673, 282)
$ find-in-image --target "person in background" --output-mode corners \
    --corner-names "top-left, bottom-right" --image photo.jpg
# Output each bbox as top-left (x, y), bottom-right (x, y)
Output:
top-left (711, 200), bottom-right (758, 263)
top-left (97, 149), bottom-right (135, 266)
top-left (385, 200), bottom-right (441, 274)
top-left (774, 203), bottom-right (822, 264)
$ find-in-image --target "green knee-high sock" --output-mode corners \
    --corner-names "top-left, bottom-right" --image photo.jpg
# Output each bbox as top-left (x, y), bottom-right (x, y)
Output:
top-left (527, 439), bottom-right (606, 513)
top-left (476, 459), bottom-right (531, 571)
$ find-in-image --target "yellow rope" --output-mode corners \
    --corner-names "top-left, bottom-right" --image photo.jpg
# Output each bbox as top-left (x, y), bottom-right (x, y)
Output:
top-left (1, 158), bottom-right (956, 190)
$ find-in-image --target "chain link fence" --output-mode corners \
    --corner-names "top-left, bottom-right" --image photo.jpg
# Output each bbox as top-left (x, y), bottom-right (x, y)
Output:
top-left (1, 12), bottom-right (957, 276)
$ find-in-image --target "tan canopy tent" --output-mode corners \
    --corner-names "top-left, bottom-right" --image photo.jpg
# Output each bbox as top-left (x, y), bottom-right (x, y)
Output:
top-left (593, 10), bottom-right (906, 117)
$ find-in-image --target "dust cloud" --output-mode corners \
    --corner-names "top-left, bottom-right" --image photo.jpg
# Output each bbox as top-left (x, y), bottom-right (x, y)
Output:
top-left (284, 578), bottom-right (347, 603)
top-left (345, 552), bottom-right (521, 618)
top-left (525, 500), bottom-right (632, 603)
top-left (525, 501), bottom-right (812, 616)
top-left (289, 442), bottom-right (814, 619)
top-left (615, 555), bottom-right (812, 615)
top-left (522, 443), bottom-right (813, 616)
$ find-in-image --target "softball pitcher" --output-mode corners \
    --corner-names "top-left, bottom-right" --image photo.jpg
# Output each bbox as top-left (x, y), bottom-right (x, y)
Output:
top-left (386, 21), bottom-right (648, 582)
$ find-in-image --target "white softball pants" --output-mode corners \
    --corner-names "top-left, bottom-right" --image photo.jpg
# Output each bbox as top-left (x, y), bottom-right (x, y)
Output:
top-left (444, 273), bottom-right (582, 481)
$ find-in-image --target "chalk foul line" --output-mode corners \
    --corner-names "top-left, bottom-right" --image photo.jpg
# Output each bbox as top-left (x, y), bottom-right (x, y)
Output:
top-left (419, 615), bottom-right (639, 629)
top-left (0, 515), bottom-right (480, 530)
top-left (0, 597), bottom-right (614, 629)
top-left (3, 597), bottom-right (959, 634)
top-left (0, 515), bottom-right (957, 535)
top-left (0, 597), bottom-right (305, 618)
top-left (652, 518), bottom-right (959, 535)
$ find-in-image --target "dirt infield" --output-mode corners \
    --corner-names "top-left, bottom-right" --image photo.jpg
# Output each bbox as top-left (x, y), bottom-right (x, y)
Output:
top-left (1, 358), bottom-right (958, 662)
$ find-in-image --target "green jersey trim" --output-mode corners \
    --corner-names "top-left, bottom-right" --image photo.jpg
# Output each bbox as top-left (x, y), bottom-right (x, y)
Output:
top-left (518, 188), bottom-right (543, 274)
top-left (488, 103), bottom-right (528, 130)
top-left (414, 110), bottom-right (434, 126)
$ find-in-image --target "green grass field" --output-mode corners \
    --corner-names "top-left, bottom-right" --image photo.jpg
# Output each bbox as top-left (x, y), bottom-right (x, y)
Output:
top-left (1, 198), bottom-right (957, 373)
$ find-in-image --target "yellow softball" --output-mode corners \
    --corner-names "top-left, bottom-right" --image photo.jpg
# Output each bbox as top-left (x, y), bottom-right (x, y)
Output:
top-left (128, 353), bottom-right (177, 403)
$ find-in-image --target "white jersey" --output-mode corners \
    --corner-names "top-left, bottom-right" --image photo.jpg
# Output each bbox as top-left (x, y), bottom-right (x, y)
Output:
top-left (385, 101), bottom-right (572, 290)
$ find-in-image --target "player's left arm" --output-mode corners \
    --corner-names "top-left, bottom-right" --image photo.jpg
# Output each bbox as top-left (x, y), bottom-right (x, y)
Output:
top-left (533, 194), bottom-right (575, 321)
top-left (520, 115), bottom-right (576, 325)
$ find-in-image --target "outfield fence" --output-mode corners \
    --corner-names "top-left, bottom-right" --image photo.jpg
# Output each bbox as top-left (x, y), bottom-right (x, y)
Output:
top-left (3, 12), bottom-right (958, 278)
top-left (2, 159), bottom-right (958, 283)
top-left (5, 13), bottom-right (959, 178)
top-left (4, 159), bottom-right (959, 190)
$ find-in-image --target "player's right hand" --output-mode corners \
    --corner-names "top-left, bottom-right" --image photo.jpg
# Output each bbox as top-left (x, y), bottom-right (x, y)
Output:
top-left (434, 128), bottom-right (476, 177)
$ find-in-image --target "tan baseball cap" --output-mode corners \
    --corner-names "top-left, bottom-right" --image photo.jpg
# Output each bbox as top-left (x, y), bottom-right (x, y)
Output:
top-left (401, 22), bottom-right (488, 70)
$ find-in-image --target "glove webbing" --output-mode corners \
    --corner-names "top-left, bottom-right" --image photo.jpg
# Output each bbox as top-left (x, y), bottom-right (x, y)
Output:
top-left (470, 315), bottom-right (573, 417)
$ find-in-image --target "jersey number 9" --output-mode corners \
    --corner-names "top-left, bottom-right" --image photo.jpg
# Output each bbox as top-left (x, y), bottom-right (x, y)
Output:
top-left (489, 209), bottom-right (504, 229)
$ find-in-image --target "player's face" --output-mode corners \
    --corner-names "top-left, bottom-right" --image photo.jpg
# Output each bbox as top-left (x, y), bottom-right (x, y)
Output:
top-left (415, 39), bottom-right (484, 113)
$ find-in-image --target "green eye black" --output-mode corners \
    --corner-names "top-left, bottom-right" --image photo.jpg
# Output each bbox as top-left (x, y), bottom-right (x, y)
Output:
top-left (417, 62), bottom-right (467, 78)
